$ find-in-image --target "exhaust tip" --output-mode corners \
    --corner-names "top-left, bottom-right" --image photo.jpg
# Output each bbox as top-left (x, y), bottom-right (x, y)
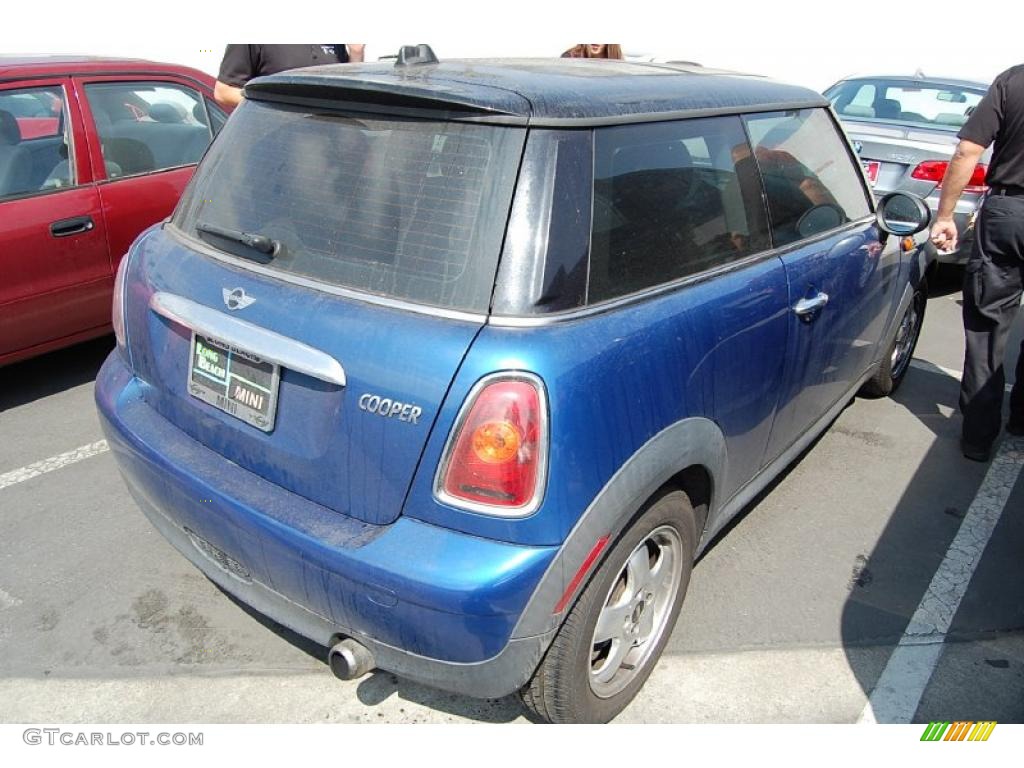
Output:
top-left (328, 637), bottom-right (376, 681)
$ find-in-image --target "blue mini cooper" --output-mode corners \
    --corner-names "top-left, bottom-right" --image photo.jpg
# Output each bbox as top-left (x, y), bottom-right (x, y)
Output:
top-left (96, 50), bottom-right (932, 723)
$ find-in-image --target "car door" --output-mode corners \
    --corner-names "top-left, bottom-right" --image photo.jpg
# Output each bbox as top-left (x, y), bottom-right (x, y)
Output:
top-left (587, 115), bottom-right (790, 499)
top-left (0, 78), bottom-right (111, 363)
top-left (74, 75), bottom-right (222, 267)
top-left (749, 108), bottom-right (896, 461)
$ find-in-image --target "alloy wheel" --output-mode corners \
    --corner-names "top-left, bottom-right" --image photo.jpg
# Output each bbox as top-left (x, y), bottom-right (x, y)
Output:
top-left (588, 525), bottom-right (684, 698)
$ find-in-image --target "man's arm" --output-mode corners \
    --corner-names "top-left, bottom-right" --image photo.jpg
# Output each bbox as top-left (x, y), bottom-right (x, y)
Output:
top-left (929, 139), bottom-right (986, 251)
top-left (346, 44), bottom-right (365, 63)
top-left (214, 45), bottom-right (255, 109)
top-left (213, 80), bottom-right (244, 109)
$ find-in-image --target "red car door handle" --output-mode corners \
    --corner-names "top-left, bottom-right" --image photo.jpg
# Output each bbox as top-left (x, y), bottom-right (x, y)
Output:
top-left (50, 215), bottom-right (95, 238)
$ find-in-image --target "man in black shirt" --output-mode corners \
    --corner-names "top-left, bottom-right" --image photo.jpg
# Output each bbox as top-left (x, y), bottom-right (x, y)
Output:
top-left (931, 64), bottom-right (1024, 460)
top-left (214, 44), bottom-right (365, 109)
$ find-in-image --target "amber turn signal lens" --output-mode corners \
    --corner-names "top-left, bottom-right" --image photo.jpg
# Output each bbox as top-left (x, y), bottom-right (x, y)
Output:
top-left (901, 237), bottom-right (916, 251)
top-left (472, 421), bottom-right (521, 463)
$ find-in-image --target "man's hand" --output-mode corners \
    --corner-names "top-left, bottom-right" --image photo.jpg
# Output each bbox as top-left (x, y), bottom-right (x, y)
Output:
top-left (930, 138), bottom-right (986, 253)
top-left (347, 44), bottom-right (365, 63)
top-left (931, 216), bottom-right (959, 252)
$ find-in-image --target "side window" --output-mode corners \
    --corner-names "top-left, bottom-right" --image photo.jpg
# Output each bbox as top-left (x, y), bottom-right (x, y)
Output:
top-left (83, 81), bottom-right (214, 179)
top-left (743, 109), bottom-right (871, 248)
top-left (589, 116), bottom-right (771, 303)
top-left (0, 85), bottom-right (74, 200)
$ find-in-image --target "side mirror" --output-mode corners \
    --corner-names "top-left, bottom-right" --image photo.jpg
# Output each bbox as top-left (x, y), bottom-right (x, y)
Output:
top-left (876, 191), bottom-right (931, 236)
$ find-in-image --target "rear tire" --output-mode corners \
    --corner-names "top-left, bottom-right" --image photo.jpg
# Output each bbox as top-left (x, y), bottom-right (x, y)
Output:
top-left (520, 488), bottom-right (696, 723)
top-left (861, 279), bottom-right (927, 398)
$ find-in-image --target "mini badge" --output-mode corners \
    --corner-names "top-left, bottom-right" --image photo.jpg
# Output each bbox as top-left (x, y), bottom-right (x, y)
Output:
top-left (223, 287), bottom-right (255, 311)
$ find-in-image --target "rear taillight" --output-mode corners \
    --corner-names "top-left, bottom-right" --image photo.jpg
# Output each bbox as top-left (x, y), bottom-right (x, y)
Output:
top-left (112, 252), bottom-right (129, 352)
top-left (436, 373), bottom-right (548, 516)
top-left (911, 160), bottom-right (988, 193)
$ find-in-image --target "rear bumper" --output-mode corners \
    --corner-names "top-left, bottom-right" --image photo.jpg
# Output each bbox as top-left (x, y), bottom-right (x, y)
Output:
top-left (95, 353), bottom-right (557, 699)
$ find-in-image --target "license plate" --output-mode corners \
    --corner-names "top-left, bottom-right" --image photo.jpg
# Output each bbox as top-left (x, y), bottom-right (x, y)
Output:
top-left (187, 333), bottom-right (279, 432)
top-left (862, 160), bottom-right (880, 185)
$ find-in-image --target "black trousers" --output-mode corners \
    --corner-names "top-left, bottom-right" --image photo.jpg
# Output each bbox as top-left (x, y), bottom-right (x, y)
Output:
top-left (960, 192), bottom-right (1024, 448)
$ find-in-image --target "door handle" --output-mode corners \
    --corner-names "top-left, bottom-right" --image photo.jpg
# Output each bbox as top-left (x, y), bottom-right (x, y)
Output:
top-left (793, 291), bottom-right (830, 322)
top-left (50, 215), bottom-right (95, 238)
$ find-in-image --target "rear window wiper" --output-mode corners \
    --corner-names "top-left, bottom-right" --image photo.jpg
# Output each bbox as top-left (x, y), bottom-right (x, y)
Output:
top-left (196, 223), bottom-right (282, 264)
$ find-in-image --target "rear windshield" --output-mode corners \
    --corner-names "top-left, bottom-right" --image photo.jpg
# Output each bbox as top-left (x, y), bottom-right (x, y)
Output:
top-left (172, 99), bottom-right (526, 313)
top-left (827, 79), bottom-right (986, 131)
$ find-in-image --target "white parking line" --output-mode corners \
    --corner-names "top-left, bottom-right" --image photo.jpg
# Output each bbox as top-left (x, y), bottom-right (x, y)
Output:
top-left (0, 440), bottom-right (109, 491)
top-left (909, 358), bottom-right (1014, 392)
top-left (858, 435), bottom-right (1024, 723)
top-left (910, 358), bottom-right (962, 380)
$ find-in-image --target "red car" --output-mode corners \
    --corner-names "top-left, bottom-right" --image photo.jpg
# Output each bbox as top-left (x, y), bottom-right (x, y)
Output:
top-left (0, 57), bottom-right (228, 366)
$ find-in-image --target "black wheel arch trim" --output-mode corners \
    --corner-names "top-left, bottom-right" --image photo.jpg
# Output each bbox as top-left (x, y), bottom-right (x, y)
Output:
top-left (510, 417), bottom-right (727, 639)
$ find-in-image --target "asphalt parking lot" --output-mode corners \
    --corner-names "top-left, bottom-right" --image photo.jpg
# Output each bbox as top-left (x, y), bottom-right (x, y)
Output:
top-left (0, 270), bottom-right (1021, 724)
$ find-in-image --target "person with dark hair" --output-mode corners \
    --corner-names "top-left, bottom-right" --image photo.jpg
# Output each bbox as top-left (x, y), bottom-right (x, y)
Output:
top-left (931, 64), bottom-right (1024, 461)
top-left (214, 44), bottom-right (365, 109)
top-left (561, 44), bottom-right (624, 59)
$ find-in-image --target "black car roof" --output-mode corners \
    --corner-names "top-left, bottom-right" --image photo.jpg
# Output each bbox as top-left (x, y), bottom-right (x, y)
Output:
top-left (245, 58), bottom-right (828, 127)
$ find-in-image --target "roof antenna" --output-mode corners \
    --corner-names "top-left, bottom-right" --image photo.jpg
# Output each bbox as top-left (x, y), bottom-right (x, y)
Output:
top-left (914, 67), bottom-right (926, 79)
top-left (395, 45), bottom-right (438, 67)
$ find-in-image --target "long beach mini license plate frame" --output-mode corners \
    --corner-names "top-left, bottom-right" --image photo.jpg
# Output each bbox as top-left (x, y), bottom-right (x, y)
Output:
top-left (187, 332), bottom-right (280, 432)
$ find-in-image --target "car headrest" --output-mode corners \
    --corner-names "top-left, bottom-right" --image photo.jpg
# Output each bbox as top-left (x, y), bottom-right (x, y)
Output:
top-left (192, 102), bottom-right (208, 125)
top-left (875, 98), bottom-right (902, 119)
top-left (841, 105), bottom-right (876, 118)
top-left (148, 102), bottom-right (187, 123)
top-left (612, 140), bottom-right (692, 177)
top-left (0, 110), bottom-right (21, 145)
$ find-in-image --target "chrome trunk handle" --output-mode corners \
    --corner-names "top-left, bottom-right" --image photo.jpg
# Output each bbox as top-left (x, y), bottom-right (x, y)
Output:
top-left (150, 292), bottom-right (346, 386)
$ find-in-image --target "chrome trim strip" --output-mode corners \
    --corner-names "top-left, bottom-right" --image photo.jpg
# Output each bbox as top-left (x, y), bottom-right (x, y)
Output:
top-left (433, 371), bottom-right (549, 519)
top-left (489, 216), bottom-right (877, 328)
top-left (149, 292), bottom-right (347, 387)
top-left (164, 224), bottom-right (489, 325)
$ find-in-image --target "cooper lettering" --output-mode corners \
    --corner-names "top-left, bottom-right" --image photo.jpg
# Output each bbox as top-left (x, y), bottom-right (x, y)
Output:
top-left (358, 393), bottom-right (422, 424)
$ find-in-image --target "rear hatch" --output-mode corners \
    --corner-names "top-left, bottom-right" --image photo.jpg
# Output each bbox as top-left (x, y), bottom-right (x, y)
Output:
top-left (123, 94), bottom-right (527, 526)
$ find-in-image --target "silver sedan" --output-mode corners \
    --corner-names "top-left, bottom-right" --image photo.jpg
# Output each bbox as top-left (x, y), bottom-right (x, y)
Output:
top-left (825, 74), bottom-right (991, 264)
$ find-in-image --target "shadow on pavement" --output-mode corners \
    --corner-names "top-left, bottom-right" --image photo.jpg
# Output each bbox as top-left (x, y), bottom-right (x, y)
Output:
top-left (1, 336), bottom-right (114, 412)
top-left (218, 584), bottom-right (525, 723)
top-left (355, 672), bottom-right (523, 723)
top-left (840, 360), bottom-right (1024, 722)
top-left (218, 588), bottom-right (326, 664)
